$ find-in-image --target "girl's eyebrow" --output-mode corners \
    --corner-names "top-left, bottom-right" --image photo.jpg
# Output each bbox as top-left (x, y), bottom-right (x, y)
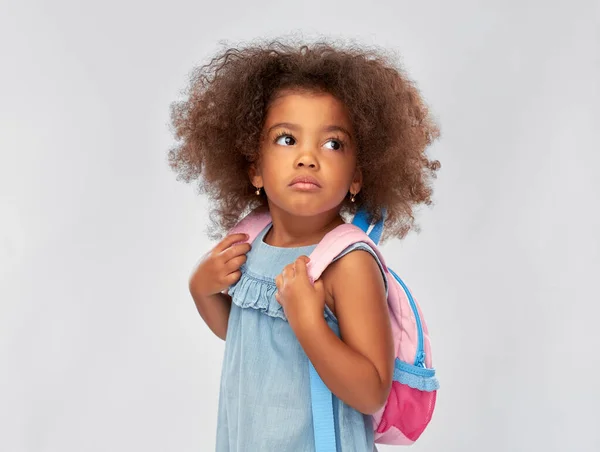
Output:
top-left (267, 122), bottom-right (353, 138)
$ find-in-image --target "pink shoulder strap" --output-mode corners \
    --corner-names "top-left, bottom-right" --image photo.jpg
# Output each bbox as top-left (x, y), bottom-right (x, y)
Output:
top-left (306, 224), bottom-right (388, 283)
top-left (228, 209), bottom-right (272, 244)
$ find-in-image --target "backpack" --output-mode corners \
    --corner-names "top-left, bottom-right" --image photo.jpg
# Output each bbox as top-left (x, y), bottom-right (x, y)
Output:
top-left (229, 207), bottom-right (439, 450)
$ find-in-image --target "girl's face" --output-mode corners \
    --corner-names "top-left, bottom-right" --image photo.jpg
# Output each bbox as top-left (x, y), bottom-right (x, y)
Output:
top-left (251, 89), bottom-right (362, 219)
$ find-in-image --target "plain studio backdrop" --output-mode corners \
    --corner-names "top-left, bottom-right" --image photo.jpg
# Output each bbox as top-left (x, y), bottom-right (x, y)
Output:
top-left (1, 0), bottom-right (599, 451)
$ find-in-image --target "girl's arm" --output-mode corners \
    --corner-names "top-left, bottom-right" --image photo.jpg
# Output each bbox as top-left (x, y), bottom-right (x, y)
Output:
top-left (189, 290), bottom-right (232, 341)
top-left (188, 233), bottom-right (251, 341)
top-left (292, 250), bottom-right (394, 415)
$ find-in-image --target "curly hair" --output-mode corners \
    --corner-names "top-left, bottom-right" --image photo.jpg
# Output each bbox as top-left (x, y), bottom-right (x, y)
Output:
top-left (168, 38), bottom-right (440, 241)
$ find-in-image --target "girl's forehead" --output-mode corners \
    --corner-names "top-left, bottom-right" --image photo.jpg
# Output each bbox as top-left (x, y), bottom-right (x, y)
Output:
top-left (265, 90), bottom-right (353, 130)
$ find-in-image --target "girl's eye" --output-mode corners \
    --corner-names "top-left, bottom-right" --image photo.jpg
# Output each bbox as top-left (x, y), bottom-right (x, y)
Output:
top-left (273, 133), bottom-right (344, 150)
top-left (275, 134), bottom-right (296, 146)
top-left (324, 139), bottom-right (343, 151)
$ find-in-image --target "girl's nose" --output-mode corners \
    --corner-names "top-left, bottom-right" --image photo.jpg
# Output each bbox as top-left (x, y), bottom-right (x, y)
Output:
top-left (295, 151), bottom-right (319, 169)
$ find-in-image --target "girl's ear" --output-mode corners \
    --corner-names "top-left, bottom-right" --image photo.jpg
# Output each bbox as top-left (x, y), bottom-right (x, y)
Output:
top-left (248, 164), bottom-right (263, 189)
top-left (350, 167), bottom-right (363, 195)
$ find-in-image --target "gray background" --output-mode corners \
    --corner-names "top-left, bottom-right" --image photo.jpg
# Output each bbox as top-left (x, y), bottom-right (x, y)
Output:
top-left (1, 0), bottom-right (599, 451)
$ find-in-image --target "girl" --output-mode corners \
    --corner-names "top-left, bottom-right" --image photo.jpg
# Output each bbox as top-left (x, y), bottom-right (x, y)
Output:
top-left (169, 40), bottom-right (440, 451)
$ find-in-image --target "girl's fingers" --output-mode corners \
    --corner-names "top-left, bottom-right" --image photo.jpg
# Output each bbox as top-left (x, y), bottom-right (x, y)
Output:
top-left (221, 242), bottom-right (252, 261)
top-left (293, 256), bottom-right (310, 282)
top-left (282, 263), bottom-right (295, 279)
top-left (216, 233), bottom-right (249, 253)
top-left (224, 255), bottom-right (247, 273)
top-left (225, 270), bottom-right (242, 286)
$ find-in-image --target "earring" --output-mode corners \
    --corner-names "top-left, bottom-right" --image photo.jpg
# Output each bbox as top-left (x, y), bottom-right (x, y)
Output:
top-left (255, 186), bottom-right (262, 196)
top-left (350, 192), bottom-right (356, 203)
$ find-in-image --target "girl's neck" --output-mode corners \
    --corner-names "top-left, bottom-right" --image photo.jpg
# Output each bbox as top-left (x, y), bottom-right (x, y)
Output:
top-left (264, 206), bottom-right (345, 248)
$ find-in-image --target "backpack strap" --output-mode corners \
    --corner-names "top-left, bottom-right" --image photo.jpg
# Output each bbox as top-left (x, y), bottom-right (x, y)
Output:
top-left (227, 209), bottom-right (272, 244)
top-left (351, 207), bottom-right (386, 245)
top-left (309, 362), bottom-right (337, 452)
top-left (306, 223), bottom-right (388, 283)
top-left (306, 223), bottom-right (388, 452)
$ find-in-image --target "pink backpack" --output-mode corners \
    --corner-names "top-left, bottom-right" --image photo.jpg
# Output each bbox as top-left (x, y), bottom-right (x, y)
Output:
top-left (229, 208), bottom-right (439, 450)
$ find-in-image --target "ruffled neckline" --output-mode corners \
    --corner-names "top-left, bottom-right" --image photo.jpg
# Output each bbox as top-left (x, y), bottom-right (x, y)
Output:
top-left (229, 267), bottom-right (287, 320)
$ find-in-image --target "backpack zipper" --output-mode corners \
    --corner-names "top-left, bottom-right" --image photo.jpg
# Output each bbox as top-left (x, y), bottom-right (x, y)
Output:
top-left (389, 269), bottom-right (426, 368)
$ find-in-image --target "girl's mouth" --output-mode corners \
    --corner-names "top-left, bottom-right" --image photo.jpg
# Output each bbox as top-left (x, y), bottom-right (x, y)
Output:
top-left (289, 175), bottom-right (322, 188)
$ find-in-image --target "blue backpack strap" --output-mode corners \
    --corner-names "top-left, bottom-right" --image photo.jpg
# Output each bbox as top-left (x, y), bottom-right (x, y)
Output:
top-left (309, 362), bottom-right (337, 452)
top-left (351, 208), bottom-right (371, 233)
top-left (351, 208), bottom-right (386, 245)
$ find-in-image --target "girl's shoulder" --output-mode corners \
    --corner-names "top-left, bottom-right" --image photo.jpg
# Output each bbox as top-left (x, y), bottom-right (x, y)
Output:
top-left (321, 241), bottom-right (388, 316)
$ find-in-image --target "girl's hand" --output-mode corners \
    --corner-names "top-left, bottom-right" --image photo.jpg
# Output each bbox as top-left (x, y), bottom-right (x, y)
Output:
top-left (189, 233), bottom-right (251, 299)
top-left (274, 256), bottom-right (326, 331)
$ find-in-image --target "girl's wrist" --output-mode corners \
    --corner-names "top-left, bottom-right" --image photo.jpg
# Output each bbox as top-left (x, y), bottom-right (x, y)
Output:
top-left (288, 307), bottom-right (327, 338)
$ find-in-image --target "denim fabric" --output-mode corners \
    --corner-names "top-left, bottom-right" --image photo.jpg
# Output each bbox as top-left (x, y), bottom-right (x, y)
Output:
top-left (216, 223), bottom-right (384, 452)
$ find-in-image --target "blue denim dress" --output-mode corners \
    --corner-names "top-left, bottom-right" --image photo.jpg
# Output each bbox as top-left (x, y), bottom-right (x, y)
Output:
top-left (216, 223), bottom-right (386, 451)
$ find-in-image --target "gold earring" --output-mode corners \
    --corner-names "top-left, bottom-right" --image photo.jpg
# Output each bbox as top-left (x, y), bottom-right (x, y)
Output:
top-left (350, 192), bottom-right (356, 203)
top-left (255, 186), bottom-right (262, 196)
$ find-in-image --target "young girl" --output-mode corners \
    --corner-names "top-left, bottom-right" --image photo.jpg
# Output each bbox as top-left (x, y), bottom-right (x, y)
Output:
top-left (169, 40), bottom-right (440, 451)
